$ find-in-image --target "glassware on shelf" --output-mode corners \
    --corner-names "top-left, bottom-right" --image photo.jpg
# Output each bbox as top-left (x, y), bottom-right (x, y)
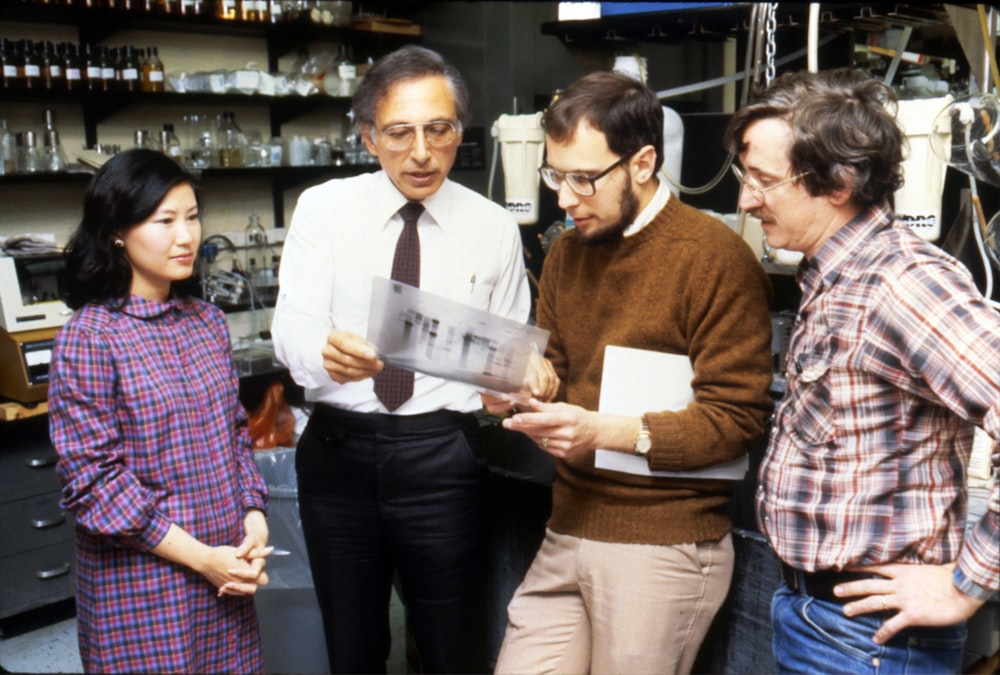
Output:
top-left (140, 46), bottom-right (164, 93)
top-left (18, 130), bottom-right (43, 174)
top-left (43, 129), bottom-right (69, 172)
top-left (238, 0), bottom-right (268, 22)
top-left (216, 111), bottom-right (246, 168)
top-left (288, 135), bottom-right (310, 166)
top-left (0, 120), bottom-right (16, 175)
top-left (83, 43), bottom-right (101, 92)
top-left (119, 45), bottom-right (141, 93)
top-left (160, 123), bottom-right (182, 160)
top-left (134, 129), bottom-right (157, 150)
top-left (63, 42), bottom-right (83, 92)
top-left (215, 0), bottom-right (237, 20)
top-left (19, 39), bottom-right (42, 91)
top-left (182, 113), bottom-right (214, 169)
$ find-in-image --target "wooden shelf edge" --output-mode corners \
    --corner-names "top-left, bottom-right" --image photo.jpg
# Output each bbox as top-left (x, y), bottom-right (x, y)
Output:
top-left (0, 400), bottom-right (48, 422)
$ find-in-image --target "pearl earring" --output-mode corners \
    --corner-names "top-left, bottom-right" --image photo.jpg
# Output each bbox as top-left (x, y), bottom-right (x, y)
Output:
top-left (114, 238), bottom-right (125, 248)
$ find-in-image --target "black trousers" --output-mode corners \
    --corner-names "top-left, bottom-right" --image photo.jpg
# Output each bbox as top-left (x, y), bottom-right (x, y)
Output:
top-left (295, 404), bottom-right (490, 674)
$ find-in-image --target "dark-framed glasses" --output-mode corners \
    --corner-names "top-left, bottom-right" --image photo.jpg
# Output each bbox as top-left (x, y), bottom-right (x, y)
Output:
top-left (539, 151), bottom-right (636, 197)
top-left (731, 164), bottom-right (810, 202)
top-left (376, 120), bottom-right (461, 151)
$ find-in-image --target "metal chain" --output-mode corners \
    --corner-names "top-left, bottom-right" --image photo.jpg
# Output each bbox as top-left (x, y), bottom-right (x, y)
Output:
top-left (765, 2), bottom-right (778, 86)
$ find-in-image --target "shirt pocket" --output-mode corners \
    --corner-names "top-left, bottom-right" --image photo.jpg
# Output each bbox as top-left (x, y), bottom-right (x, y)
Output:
top-left (786, 353), bottom-right (836, 447)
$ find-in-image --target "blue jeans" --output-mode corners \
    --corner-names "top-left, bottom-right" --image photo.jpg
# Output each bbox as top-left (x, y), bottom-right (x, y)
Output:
top-left (772, 585), bottom-right (967, 674)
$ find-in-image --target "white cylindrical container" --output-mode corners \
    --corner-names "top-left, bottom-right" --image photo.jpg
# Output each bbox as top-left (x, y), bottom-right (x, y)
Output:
top-left (613, 55), bottom-right (684, 196)
top-left (495, 112), bottom-right (546, 225)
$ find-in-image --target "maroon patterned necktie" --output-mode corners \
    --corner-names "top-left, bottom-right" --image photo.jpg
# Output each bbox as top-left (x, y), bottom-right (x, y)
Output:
top-left (374, 201), bottom-right (424, 411)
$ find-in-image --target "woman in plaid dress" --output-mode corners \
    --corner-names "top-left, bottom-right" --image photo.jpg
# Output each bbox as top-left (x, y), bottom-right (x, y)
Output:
top-left (48, 149), bottom-right (271, 673)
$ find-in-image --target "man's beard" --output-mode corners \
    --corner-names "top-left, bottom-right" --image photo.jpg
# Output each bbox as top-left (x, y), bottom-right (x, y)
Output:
top-left (580, 180), bottom-right (640, 246)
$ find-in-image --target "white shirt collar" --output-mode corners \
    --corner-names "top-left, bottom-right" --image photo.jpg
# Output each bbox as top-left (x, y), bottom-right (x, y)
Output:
top-left (623, 176), bottom-right (671, 237)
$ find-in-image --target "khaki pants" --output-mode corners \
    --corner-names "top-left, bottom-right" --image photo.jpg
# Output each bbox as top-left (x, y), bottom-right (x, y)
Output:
top-left (495, 529), bottom-right (734, 675)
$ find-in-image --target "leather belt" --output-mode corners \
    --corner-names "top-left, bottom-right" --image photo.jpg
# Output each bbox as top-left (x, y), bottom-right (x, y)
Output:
top-left (779, 562), bottom-right (877, 604)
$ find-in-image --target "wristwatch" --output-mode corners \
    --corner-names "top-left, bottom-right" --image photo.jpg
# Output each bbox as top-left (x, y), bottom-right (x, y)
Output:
top-left (634, 416), bottom-right (651, 456)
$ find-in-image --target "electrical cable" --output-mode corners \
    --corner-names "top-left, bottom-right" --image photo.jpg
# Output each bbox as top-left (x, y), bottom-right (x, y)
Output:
top-left (976, 4), bottom-right (1000, 95)
top-left (969, 176), bottom-right (1000, 309)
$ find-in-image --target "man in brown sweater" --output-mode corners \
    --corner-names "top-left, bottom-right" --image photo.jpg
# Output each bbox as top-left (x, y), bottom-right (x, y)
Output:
top-left (491, 71), bottom-right (775, 674)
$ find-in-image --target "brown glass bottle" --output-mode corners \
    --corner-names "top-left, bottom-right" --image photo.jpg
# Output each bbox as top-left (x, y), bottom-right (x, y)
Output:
top-left (43, 42), bottom-right (65, 91)
top-left (215, 0), bottom-right (236, 20)
top-left (119, 45), bottom-right (140, 92)
top-left (140, 46), bottom-right (164, 93)
top-left (83, 44), bottom-right (102, 92)
top-left (99, 45), bottom-right (115, 92)
top-left (19, 39), bottom-right (42, 91)
top-left (0, 38), bottom-right (16, 92)
top-left (63, 43), bottom-right (83, 92)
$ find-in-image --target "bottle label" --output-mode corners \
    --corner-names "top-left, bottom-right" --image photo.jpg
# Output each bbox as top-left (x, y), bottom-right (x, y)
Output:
top-left (49, 65), bottom-right (63, 78)
top-left (66, 68), bottom-right (82, 81)
top-left (3, 65), bottom-right (15, 78)
top-left (102, 67), bottom-right (115, 79)
top-left (150, 71), bottom-right (164, 82)
top-left (87, 66), bottom-right (102, 78)
top-left (123, 68), bottom-right (139, 80)
top-left (25, 64), bottom-right (41, 77)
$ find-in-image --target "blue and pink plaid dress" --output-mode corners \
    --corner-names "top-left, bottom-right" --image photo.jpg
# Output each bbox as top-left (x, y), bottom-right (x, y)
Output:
top-left (48, 295), bottom-right (268, 673)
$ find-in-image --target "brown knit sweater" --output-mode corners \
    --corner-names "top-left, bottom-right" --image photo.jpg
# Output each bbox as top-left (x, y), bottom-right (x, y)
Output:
top-left (538, 196), bottom-right (774, 546)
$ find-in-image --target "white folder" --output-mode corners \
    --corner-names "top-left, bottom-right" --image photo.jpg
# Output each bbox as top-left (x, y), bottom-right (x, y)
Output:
top-left (594, 345), bottom-right (748, 480)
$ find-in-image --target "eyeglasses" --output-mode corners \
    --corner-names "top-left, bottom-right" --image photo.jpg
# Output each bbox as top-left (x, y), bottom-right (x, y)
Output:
top-left (731, 164), bottom-right (809, 202)
top-left (539, 152), bottom-right (636, 197)
top-left (375, 120), bottom-right (462, 151)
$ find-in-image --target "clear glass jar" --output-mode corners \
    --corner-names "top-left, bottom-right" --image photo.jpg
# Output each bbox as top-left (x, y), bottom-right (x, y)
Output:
top-left (216, 111), bottom-right (246, 168)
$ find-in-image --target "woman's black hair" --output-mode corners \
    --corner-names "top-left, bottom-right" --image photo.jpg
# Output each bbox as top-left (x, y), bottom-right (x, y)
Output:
top-left (61, 148), bottom-right (201, 310)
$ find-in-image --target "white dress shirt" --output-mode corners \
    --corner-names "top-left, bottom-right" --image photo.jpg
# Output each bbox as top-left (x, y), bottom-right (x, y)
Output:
top-left (272, 170), bottom-right (532, 414)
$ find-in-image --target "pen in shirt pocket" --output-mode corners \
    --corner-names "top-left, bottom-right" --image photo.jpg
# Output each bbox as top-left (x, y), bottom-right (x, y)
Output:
top-left (470, 274), bottom-right (476, 295)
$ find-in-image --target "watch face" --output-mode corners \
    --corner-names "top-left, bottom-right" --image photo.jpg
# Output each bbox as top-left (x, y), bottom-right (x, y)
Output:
top-left (636, 434), bottom-right (652, 455)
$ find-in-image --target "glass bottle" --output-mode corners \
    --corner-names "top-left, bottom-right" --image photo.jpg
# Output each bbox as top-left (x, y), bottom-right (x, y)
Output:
top-left (43, 108), bottom-right (58, 134)
top-left (238, 0), bottom-right (266, 22)
top-left (99, 45), bottom-right (115, 92)
top-left (268, 0), bottom-right (283, 23)
top-left (120, 45), bottom-right (141, 92)
top-left (39, 41), bottom-right (62, 91)
top-left (333, 43), bottom-right (355, 97)
top-left (160, 122), bottom-right (182, 159)
top-left (216, 111), bottom-right (245, 168)
top-left (140, 46), bottom-right (164, 92)
top-left (0, 120), bottom-right (16, 176)
top-left (19, 39), bottom-right (41, 91)
top-left (244, 211), bottom-right (269, 300)
top-left (43, 129), bottom-right (69, 172)
top-left (134, 129), bottom-right (157, 150)
top-left (63, 42), bottom-right (83, 92)
top-left (83, 44), bottom-right (102, 92)
top-left (215, 0), bottom-right (237, 20)
top-left (18, 130), bottom-right (43, 174)
top-left (0, 38), bottom-right (16, 92)
top-left (179, 0), bottom-right (204, 16)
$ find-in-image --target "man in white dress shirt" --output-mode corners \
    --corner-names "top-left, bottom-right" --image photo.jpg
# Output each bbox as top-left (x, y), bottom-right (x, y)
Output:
top-left (271, 45), bottom-right (553, 673)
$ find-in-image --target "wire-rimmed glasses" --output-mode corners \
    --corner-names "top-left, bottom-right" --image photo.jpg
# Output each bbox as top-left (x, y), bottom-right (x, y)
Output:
top-left (731, 164), bottom-right (810, 201)
top-left (376, 120), bottom-right (461, 151)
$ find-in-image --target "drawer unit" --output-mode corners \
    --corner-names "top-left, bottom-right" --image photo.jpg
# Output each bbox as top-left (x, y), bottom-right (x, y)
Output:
top-left (0, 415), bottom-right (75, 620)
top-left (0, 438), bottom-right (60, 503)
top-left (0, 541), bottom-right (75, 620)
top-left (0, 492), bottom-right (72, 552)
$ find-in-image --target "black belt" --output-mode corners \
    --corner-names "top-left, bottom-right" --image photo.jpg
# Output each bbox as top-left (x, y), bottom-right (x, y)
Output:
top-left (779, 562), bottom-right (877, 604)
top-left (309, 403), bottom-right (476, 435)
